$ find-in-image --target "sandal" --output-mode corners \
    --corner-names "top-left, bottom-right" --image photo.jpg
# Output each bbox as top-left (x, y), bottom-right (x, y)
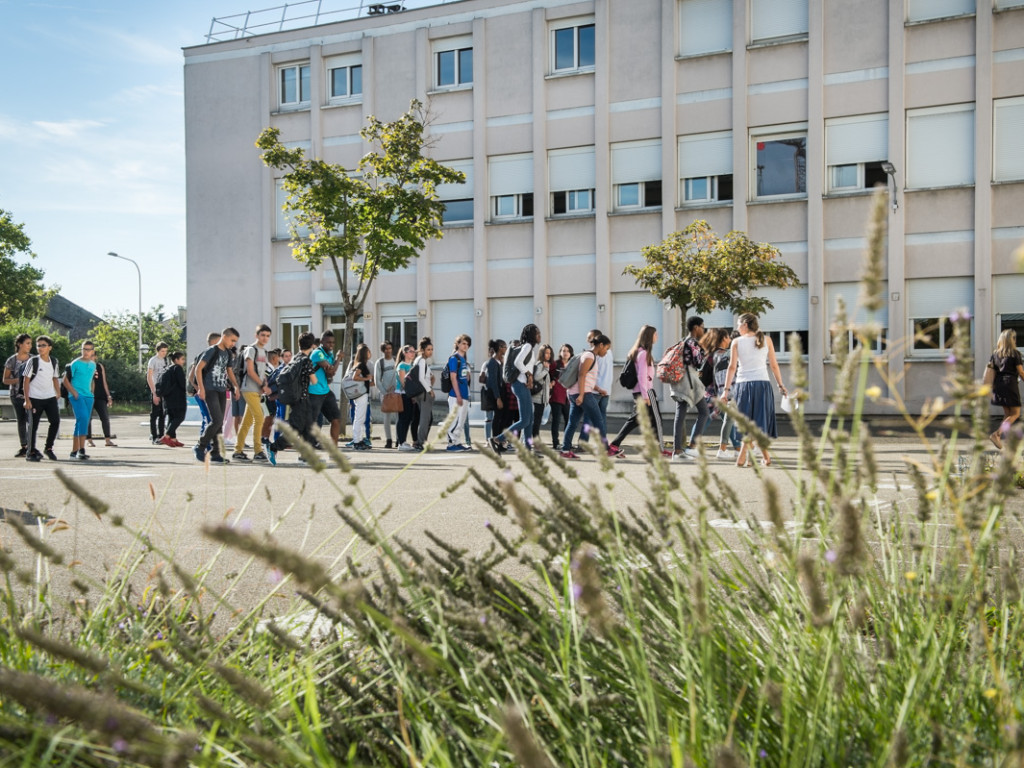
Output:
top-left (105, 440), bottom-right (118, 447)
top-left (989, 432), bottom-right (1003, 451)
top-left (86, 439), bottom-right (96, 448)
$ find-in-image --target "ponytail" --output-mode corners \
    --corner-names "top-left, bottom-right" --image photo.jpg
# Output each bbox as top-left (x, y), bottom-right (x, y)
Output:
top-left (738, 313), bottom-right (765, 348)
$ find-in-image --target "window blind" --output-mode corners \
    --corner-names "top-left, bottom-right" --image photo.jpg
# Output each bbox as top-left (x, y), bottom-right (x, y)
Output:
top-left (679, 0), bottom-right (732, 55)
top-left (549, 147), bottom-right (596, 192)
top-left (750, 0), bottom-right (808, 41)
top-left (826, 114), bottom-right (888, 166)
top-left (994, 98), bottom-right (1024, 182)
top-left (489, 154), bottom-right (534, 196)
top-left (611, 141), bottom-right (662, 184)
top-left (678, 131), bottom-right (732, 178)
top-left (906, 277), bottom-right (974, 317)
top-left (907, 106), bottom-right (974, 188)
top-left (436, 160), bottom-right (474, 200)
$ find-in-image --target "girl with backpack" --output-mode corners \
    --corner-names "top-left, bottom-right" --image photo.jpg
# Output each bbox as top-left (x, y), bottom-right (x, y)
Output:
top-left (481, 339), bottom-right (506, 446)
top-left (496, 324), bottom-right (540, 451)
top-left (395, 345), bottom-right (418, 450)
top-left (548, 344), bottom-right (573, 450)
top-left (3, 333), bottom-right (33, 457)
top-left (707, 328), bottom-right (742, 459)
top-left (374, 341), bottom-right (398, 448)
top-left (609, 325), bottom-right (658, 455)
top-left (62, 340), bottom-right (97, 460)
top-left (22, 335), bottom-right (61, 462)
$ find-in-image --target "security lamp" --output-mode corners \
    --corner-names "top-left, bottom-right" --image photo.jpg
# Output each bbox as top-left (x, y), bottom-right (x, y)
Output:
top-left (881, 161), bottom-right (896, 175)
top-left (880, 162), bottom-right (898, 211)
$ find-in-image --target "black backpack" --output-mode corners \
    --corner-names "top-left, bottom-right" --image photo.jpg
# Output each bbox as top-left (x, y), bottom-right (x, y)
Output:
top-left (698, 356), bottom-right (715, 388)
top-left (231, 345), bottom-right (249, 385)
top-left (155, 365), bottom-right (175, 398)
top-left (274, 355), bottom-right (306, 405)
top-left (442, 355), bottom-right (461, 394)
top-left (503, 345), bottom-right (523, 384)
top-left (618, 355), bottom-right (638, 389)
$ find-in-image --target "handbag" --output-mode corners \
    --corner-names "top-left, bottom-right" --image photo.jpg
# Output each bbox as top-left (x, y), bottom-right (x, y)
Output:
top-left (381, 392), bottom-right (404, 413)
top-left (480, 387), bottom-right (497, 411)
top-left (404, 364), bottom-right (426, 399)
top-left (341, 375), bottom-right (365, 400)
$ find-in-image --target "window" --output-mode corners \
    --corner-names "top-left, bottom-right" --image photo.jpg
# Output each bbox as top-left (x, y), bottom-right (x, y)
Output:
top-left (907, 0), bottom-right (974, 22)
top-left (994, 97), bottom-right (1024, 182)
top-left (906, 104), bottom-right (974, 188)
top-left (326, 313), bottom-right (364, 359)
top-left (827, 282), bottom-right (888, 354)
top-left (751, 126), bottom-right (807, 199)
top-left (380, 302), bottom-right (418, 352)
top-left (825, 114), bottom-right (889, 192)
top-left (757, 285), bottom-right (809, 358)
top-left (552, 21), bottom-right (595, 73)
top-left (434, 36), bottom-right (473, 88)
top-left (550, 294), bottom-right (597, 351)
top-left (433, 300), bottom-right (475, 367)
top-left (680, 0), bottom-right (732, 56)
top-left (995, 0), bottom-right (1024, 8)
top-left (679, 131), bottom-right (733, 203)
top-left (489, 297), bottom-right (533, 342)
top-left (279, 63), bottom-right (311, 108)
top-left (276, 181), bottom-right (310, 239)
top-left (549, 147), bottom-right (596, 216)
top-left (611, 141), bottom-right (662, 211)
top-left (326, 55), bottom-right (362, 102)
top-left (489, 154), bottom-right (534, 220)
top-left (436, 160), bottom-right (474, 225)
top-left (993, 275), bottom-right (1024, 352)
top-left (906, 277), bottom-right (973, 357)
top-left (750, 0), bottom-right (808, 43)
top-left (612, 293), bottom-right (664, 363)
top-left (279, 312), bottom-right (311, 355)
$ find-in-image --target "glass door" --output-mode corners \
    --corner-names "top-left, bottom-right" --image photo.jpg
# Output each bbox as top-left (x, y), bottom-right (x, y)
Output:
top-left (382, 317), bottom-right (418, 352)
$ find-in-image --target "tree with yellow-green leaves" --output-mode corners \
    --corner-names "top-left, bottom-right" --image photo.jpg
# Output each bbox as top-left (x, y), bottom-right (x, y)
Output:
top-left (625, 219), bottom-right (800, 332)
top-left (0, 208), bottom-right (55, 323)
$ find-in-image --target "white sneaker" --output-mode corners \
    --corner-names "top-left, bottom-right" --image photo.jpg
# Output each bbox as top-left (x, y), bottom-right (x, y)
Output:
top-left (398, 443), bottom-right (415, 452)
top-left (683, 448), bottom-right (699, 459)
top-left (671, 452), bottom-right (693, 462)
top-left (716, 449), bottom-right (738, 460)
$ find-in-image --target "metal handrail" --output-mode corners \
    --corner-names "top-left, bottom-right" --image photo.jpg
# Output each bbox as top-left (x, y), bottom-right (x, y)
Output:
top-left (205, 0), bottom-right (456, 42)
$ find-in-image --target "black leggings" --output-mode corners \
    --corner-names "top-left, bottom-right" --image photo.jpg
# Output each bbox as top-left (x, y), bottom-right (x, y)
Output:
top-left (611, 394), bottom-right (659, 448)
top-left (150, 399), bottom-right (165, 439)
top-left (166, 406), bottom-right (186, 439)
top-left (549, 401), bottom-right (569, 447)
top-left (396, 393), bottom-right (416, 444)
top-left (12, 396), bottom-right (29, 449)
top-left (29, 397), bottom-right (61, 453)
top-left (88, 397), bottom-right (112, 439)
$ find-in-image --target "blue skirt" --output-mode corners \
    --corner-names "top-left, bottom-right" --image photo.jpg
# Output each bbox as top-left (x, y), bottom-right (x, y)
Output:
top-left (733, 380), bottom-right (777, 439)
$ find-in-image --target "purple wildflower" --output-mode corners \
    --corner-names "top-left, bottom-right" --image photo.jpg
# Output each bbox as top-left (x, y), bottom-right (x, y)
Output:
top-left (581, 423), bottom-right (592, 435)
top-left (572, 582), bottom-right (584, 600)
top-left (113, 739), bottom-right (128, 753)
top-left (946, 353), bottom-right (957, 365)
top-left (267, 568), bottom-right (283, 584)
top-left (949, 310), bottom-right (961, 323)
top-left (825, 549), bottom-right (837, 563)
top-left (1001, 420), bottom-right (1012, 434)
top-left (484, 520), bottom-right (491, 528)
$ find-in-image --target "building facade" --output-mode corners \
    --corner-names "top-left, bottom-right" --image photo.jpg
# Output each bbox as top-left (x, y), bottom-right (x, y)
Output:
top-left (184, 0), bottom-right (1024, 413)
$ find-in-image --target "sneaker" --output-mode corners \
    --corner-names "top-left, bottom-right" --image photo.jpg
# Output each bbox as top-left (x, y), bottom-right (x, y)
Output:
top-left (398, 443), bottom-right (415, 452)
top-left (446, 443), bottom-right (464, 452)
top-left (209, 455), bottom-right (230, 465)
top-left (385, 440), bottom-right (393, 449)
top-left (671, 452), bottom-right (693, 463)
top-left (26, 450), bottom-right (42, 462)
top-left (353, 442), bottom-right (371, 452)
top-left (79, 452), bottom-right (90, 460)
top-left (151, 436), bottom-right (162, 445)
top-left (160, 436), bottom-right (176, 447)
top-left (232, 452), bottom-right (251, 462)
top-left (252, 453), bottom-right (269, 462)
top-left (607, 445), bottom-right (625, 458)
top-left (344, 440), bottom-right (356, 449)
top-left (171, 438), bottom-right (185, 447)
top-left (297, 455), bottom-right (308, 463)
top-left (70, 450), bottom-right (78, 460)
top-left (266, 447), bottom-right (277, 466)
top-left (360, 439), bottom-right (373, 449)
top-left (193, 445), bottom-right (205, 463)
top-left (683, 448), bottom-right (699, 459)
top-left (16, 447), bottom-right (27, 458)
top-left (716, 449), bottom-right (738, 461)
top-left (559, 450), bottom-right (579, 460)
top-left (44, 449), bottom-right (58, 461)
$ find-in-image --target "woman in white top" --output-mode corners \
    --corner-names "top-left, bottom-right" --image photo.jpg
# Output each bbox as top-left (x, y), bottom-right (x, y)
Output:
top-left (721, 313), bottom-right (788, 467)
top-left (497, 323), bottom-right (540, 450)
top-left (409, 337), bottom-right (435, 450)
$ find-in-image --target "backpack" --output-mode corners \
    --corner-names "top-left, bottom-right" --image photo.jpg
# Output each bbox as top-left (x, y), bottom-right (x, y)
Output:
top-left (231, 345), bottom-right (249, 385)
top-left (155, 365), bottom-right (175, 398)
top-left (442, 355), bottom-right (462, 394)
top-left (25, 355), bottom-right (58, 385)
top-left (557, 354), bottom-right (582, 389)
top-left (657, 342), bottom-right (686, 384)
top-left (186, 353), bottom-right (202, 396)
top-left (265, 364), bottom-right (283, 399)
top-left (275, 355), bottom-right (306, 405)
top-left (698, 356), bottom-right (715, 388)
top-left (503, 345), bottom-right (523, 384)
top-left (713, 350), bottom-right (730, 389)
top-left (619, 355), bottom-right (638, 389)
top-left (403, 361), bottom-right (426, 398)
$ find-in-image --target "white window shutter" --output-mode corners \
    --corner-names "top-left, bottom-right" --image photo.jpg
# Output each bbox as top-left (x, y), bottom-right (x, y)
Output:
top-left (436, 160), bottom-right (474, 200)
top-left (826, 114), bottom-right (888, 166)
top-left (755, 286), bottom-right (809, 330)
top-left (611, 141), bottom-right (662, 184)
top-left (549, 147), bottom-right (596, 192)
top-left (549, 294), bottom-right (597, 351)
top-left (906, 278), bottom-right (974, 317)
top-left (907, 106), bottom-right (974, 188)
top-left (680, 0), bottom-right (732, 55)
top-left (489, 297), bottom-right (533, 342)
top-left (432, 299), bottom-right (475, 365)
top-left (488, 154), bottom-right (534, 196)
top-left (994, 275), bottom-right (1024, 313)
top-left (612, 293), bottom-right (664, 361)
top-left (750, 0), bottom-right (808, 41)
top-left (994, 99), bottom-right (1024, 182)
top-left (908, 0), bottom-right (974, 21)
top-left (826, 282), bottom-right (889, 327)
top-left (678, 132), bottom-right (732, 178)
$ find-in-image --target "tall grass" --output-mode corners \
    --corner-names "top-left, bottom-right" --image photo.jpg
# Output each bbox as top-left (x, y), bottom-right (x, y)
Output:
top-left (1, 190), bottom-right (1023, 766)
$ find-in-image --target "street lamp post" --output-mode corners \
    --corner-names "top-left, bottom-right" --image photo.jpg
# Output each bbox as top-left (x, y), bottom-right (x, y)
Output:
top-left (107, 252), bottom-right (143, 370)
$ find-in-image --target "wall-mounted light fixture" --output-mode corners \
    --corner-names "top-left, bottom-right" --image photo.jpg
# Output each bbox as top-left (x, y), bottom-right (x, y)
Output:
top-left (597, 304), bottom-right (606, 313)
top-left (881, 161), bottom-right (898, 212)
top-left (417, 308), bottom-right (427, 318)
top-left (475, 308), bottom-right (483, 317)
top-left (535, 306), bottom-right (543, 315)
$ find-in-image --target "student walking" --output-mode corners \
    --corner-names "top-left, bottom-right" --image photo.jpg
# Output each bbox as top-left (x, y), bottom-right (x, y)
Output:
top-left (395, 345), bottom-right (417, 450)
top-left (498, 324), bottom-right (540, 450)
top-left (62, 340), bottom-right (97, 460)
top-left (194, 328), bottom-right (241, 464)
top-left (482, 339), bottom-right (506, 444)
top-left (721, 313), bottom-right (788, 467)
top-left (159, 351), bottom-right (189, 447)
top-left (349, 344), bottom-right (374, 451)
top-left (233, 325), bottom-right (273, 462)
top-left (986, 328), bottom-right (1024, 450)
top-left (609, 325), bottom-right (658, 454)
top-left (707, 328), bottom-right (741, 459)
top-left (3, 333), bottom-right (33, 457)
top-left (309, 331), bottom-right (342, 447)
top-left (530, 344), bottom-right (553, 446)
top-left (407, 337), bottom-right (435, 451)
top-left (670, 316), bottom-right (710, 462)
top-left (374, 342), bottom-right (398, 448)
top-left (146, 342), bottom-right (171, 444)
top-left (445, 335), bottom-right (473, 451)
top-left (86, 358), bottom-right (116, 448)
top-left (266, 332), bottom-right (320, 465)
top-left (22, 335), bottom-right (61, 462)
top-left (559, 334), bottom-right (612, 458)
top-left (548, 344), bottom-right (572, 450)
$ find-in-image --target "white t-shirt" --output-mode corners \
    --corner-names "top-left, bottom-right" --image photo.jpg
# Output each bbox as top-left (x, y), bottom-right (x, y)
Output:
top-left (147, 354), bottom-right (171, 392)
top-left (733, 335), bottom-right (770, 383)
top-left (27, 357), bottom-right (59, 400)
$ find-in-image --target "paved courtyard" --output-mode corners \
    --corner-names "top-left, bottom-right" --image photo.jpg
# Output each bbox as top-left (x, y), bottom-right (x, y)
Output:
top-left (0, 412), bottom-right (1012, 625)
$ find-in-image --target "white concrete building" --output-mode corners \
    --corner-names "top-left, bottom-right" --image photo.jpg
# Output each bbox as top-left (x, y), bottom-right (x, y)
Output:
top-left (184, 0), bottom-right (1024, 413)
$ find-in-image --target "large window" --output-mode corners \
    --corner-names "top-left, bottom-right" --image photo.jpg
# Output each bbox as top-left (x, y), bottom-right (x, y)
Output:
top-left (612, 293), bottom-right (664, 363)
top-left (825, 114), bottom-right (889, 193)
top-left (326, 55), bottom-right (362, 103)
top-left (436, 160), bottom-right (474, 225)
top-left (751, 126), bottom-right (807, 199)
top-left (679, 0), bottom-right (732, 56)
top-left (906, 104), bottom-right (974, 188)
top-left (489, 154), bottom-right (534, 220)
top-left (827, 282), bottom-right (888, 354)
top-left (549, 147), bottom-right (596, 216)
top-left (906, 278), bottom-right (973, 357)
top-left (994, 97), bottom-right (1024, 182)
top-left (380, 302), bottom-right (418, 353)
top-left (550, 294), bottom-right (597, 351)
top-left (750, 0), bottom-right (808, 43)
top-left (489, 297), bottom-right (533, 342)
top-left (611, 140), bottom-right (662, 211)
top-left (758, 285), bottom-right (809, 358)
top-left (279, 63), bottom-right (311, 109)
top-left (679, 131), bottom-right (733, 204)
top-left (433, 300), bottom-right (475, 368)
top-left (907, 0), bottom-right (974, 22)
top-left (552, 20), bottom-right (595, 73)
top-left (434, 36), bottom-right (473, 88)
top-left (279, 311), bottom-right (311, 355)
top-left (993, 276), bottom-right (1024, 353)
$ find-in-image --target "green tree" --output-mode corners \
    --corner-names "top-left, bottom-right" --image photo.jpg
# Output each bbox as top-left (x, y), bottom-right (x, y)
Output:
top-left (0, 317), bottom-right (72, 372)
top-left (625, 219), bottom-right (801, 331)
top-left (257, 100), bottom-right (464, 368)
top-left (0, 209), bottom-right (56, 323)
top-left (90, 305), bottom-right (186, 367)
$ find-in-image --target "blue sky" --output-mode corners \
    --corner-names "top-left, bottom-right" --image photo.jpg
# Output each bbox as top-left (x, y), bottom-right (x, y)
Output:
top-left (0, 0), bottom-right (249, 318)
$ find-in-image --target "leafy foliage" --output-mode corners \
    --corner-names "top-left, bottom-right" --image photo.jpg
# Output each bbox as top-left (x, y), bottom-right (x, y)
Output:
top-left (90, 306), bottom-right (185, 367)
top-left (0, 317), bottom-right (72, 369)
top-left (625, 219), bottom-right (801, 329)
top-left (257, 99), bottom-right (464, 363)
top-left (0, 209), bottom-right (56, 323)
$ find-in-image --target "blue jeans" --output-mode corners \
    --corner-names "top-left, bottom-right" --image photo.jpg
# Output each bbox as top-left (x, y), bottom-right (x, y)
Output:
top-left (580, 393), bottom-right (609, 444)
top-left (70, 395), bottom-right (94, 437)
top-left (503, 380), bottom-right (534, 446)
top-left (561, 392), bottom-right (606, 451)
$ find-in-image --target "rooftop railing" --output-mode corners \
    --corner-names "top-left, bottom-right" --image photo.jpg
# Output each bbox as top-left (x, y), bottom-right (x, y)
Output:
top-left (206, 0), bottom-right (460, 42)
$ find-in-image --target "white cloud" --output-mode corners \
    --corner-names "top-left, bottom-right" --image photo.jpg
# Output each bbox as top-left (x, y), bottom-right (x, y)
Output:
top-left (32, 118), bottom-right (105, 138)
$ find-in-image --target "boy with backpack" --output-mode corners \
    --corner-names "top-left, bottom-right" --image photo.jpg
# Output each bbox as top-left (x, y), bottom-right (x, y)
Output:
top-left (266, 332), bottom-right (320, 466)
top-left (193, 327), bottom-right (240, 464)
top-left (146, 341), bottom-right (171, 445)
top-left (22, 335), bottom-right (61, 462)
top-left (445, 334), bottom-right (472, 451)
top-left (261, 348), bottom-right (283, 446)
top-left (232, 324), bottom-right (273, 462)
top-left (188, 331), bottom-right (221, 440)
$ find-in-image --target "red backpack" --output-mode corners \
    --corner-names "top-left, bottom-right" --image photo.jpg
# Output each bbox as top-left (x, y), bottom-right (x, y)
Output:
top-left (656, 342), bottom-right (686, 384)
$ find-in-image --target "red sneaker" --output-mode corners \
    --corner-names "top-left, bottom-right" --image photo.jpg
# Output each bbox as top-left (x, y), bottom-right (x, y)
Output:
top-left (559, 450), bottom-right (579, 460)
top-left (171, 438), bottom-right (185, 447)
top-left (607, 445), bottom-right (625, 458)
top-left (160, 436), bottom-right (176, 447)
